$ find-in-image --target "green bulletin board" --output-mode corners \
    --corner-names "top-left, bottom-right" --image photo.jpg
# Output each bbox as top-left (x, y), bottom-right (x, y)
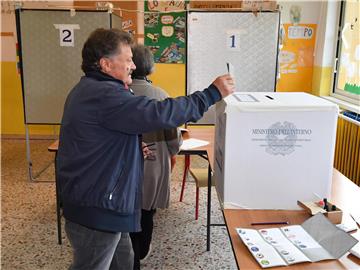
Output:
top-left (144, 1), bottom-right (186, 63)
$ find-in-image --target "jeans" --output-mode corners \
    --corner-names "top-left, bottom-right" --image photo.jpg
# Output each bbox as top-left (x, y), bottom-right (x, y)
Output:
top-left (65, 219), bottom-right (134, 270)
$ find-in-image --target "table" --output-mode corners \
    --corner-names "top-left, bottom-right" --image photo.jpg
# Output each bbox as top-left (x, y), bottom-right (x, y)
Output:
top-left (179, 126), bottom-right (217, 251)
top-left (223, 168), bottom-right (360, 269)
top-left (185, 127), bottom-right (360, 256)
top-left (184, 127), bottom-right (360, 269)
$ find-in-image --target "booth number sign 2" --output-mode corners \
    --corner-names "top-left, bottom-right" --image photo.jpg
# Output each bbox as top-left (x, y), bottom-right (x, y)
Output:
top-left (54, 24), bottom-right (80, 47)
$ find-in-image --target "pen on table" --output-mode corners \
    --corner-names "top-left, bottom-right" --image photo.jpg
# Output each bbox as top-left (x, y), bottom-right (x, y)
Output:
top-left (142, 142), bottom-right (155, 148)
top-left (251, 221), bottom-right (289, 226)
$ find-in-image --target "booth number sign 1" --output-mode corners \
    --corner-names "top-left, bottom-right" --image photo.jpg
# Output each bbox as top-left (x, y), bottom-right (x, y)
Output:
top-left (54, 24), bottom-right (80, 47)
top-left (226, 30), bottom-right (244, 51)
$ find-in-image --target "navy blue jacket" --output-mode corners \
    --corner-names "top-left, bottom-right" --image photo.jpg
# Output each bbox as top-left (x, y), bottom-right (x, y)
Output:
top-left (57, 71), bottom-right (221, 232)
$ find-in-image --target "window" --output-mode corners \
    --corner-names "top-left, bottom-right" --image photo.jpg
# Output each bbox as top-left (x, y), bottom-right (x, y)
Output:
top-left (333, 0), bottom-right (360, 105)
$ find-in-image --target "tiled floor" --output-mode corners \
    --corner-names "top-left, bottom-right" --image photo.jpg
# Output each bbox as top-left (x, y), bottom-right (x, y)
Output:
top-left (1, 139), bottom-right (237, 269)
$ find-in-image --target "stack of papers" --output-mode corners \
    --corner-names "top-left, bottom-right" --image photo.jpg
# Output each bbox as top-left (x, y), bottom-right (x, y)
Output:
top-left (236, 214), bottom-right (358, 268)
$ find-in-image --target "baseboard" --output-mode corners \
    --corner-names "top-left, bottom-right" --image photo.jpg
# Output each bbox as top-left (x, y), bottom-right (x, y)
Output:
top-left (1, 134), bottom-right (58, 140)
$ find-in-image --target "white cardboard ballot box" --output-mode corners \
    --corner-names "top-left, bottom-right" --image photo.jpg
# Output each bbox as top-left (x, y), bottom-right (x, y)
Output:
top-left (214, 92), bottom-right (339, 210)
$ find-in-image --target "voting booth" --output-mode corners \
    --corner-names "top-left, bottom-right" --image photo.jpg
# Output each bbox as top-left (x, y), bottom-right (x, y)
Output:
top-left (15, 8), bottom-right (121, 181)
top-left (16, 9), bottom-right (121, 124)
top-left (214, 92), bottom-right (339, 210)
top-left (187, 11), bottom-right (279, 124)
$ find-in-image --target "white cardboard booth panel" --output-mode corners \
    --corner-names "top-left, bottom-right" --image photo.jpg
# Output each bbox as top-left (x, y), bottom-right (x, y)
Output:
top-left (214, 92), bottom-right (339, 210)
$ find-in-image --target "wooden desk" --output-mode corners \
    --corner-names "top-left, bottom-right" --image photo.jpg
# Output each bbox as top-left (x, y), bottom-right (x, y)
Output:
top-left (224, 170), bottom-right (360, 270)
top-left (47, 128), bottom-right (214, 153)
top-left (180, 126), bottom-right (216, 251)
top-left (180, 126), bottom-right (214, 155)
top-left (185, 126), bottom-right (360, 269)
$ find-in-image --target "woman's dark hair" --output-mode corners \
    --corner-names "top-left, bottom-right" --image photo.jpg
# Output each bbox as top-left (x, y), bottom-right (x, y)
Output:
top-left (131, 44), bottom-right (154, 77)
top-left (81, 28), bottom-right (133, 73)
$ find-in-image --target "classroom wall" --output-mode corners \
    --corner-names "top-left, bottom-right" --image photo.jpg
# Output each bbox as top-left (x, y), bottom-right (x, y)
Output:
top-left (150, 64), bottom-right (185, 97)
top-left (276, 1), bottom-right (339, 96)
top-left (312, 1), bottom-right (339, 96)
top-left (1, 2), bottom-right (184, 136)
top-left (0, 1), bottom-right (338, 136)
top-left (0, 61), bottom-right (184, 135)
top-left (1, 11), bottom-right (62, 135)
top-left (1, 2), bottom-right (71, 135)
top-left (1, 61), bottom-right (26, 135)
top-left (1, 10), bottom-right (54, 135)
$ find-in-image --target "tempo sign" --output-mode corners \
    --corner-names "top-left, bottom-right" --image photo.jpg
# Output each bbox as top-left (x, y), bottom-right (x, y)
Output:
top-left (288, 26), bottom-right (314, 39)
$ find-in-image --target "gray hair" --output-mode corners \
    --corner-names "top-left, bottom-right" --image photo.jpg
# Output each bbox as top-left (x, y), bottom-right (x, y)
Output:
top-left (81, 28), bottom-right (133, 73)
top-left (131, 44), bottom-right (154, 77)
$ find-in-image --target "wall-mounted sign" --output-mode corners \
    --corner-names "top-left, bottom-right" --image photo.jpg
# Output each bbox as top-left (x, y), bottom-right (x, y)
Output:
top-left (53, 24), bottom-right (80, 47)
top-left (288, 26), bottom-right (314, 39)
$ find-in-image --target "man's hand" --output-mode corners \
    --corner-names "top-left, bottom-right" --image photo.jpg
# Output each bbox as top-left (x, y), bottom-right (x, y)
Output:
top-left (212, 74), bottom-right (235, 98)
top-left (142, 142), bottom-right (156, 160)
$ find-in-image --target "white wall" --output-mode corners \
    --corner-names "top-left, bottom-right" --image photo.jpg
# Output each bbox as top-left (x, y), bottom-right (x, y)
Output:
top-left (1, 13), bottom-right (17, 62)
top-left (278, 0), bottom-right (322, 24)
top-left (313, 1), bottom-right (340, 67)
top-left (278, 0), bottom-right (339, 67)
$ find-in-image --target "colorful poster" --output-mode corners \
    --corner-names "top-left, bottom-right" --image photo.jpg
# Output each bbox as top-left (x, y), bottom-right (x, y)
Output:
top-left (276, 24), bottom-right (317, 92)
top-left (144, 1), bottom-right (186, 63)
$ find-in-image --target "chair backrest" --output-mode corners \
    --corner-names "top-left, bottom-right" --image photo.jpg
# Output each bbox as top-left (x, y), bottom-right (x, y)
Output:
top-left (189, 168), bottom-right (215, 188)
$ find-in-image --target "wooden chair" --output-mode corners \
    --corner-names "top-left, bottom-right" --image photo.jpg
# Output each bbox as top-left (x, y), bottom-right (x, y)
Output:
top-left (180, 160), bottom-right (214, 220)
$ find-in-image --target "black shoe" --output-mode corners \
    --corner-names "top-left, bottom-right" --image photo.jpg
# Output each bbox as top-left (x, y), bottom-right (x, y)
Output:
top-left (140, 243), bottom-right (152, 262)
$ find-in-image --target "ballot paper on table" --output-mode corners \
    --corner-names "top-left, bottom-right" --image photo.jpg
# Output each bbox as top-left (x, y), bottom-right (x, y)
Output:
top-left (350, 231), bottom-right (360, 259)
top-left (180, 138), bottom-right (209, 150)
top-left (336, 213), bottom-right (358, 232)
top-left (236, 213), bottom-right (358, 268)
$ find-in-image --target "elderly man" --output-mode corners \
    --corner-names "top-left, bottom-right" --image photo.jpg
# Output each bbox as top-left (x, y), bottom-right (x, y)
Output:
top-left (57, 28), bottom-right (235, 270)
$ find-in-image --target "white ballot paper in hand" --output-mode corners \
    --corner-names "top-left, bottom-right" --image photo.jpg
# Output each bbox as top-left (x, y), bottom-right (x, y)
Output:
top-left (227, 62), bottom-right (235, 78)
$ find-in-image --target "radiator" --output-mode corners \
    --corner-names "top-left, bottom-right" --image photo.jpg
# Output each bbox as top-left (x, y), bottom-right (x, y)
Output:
top-left (334, 114), bottom-right (360, 186)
